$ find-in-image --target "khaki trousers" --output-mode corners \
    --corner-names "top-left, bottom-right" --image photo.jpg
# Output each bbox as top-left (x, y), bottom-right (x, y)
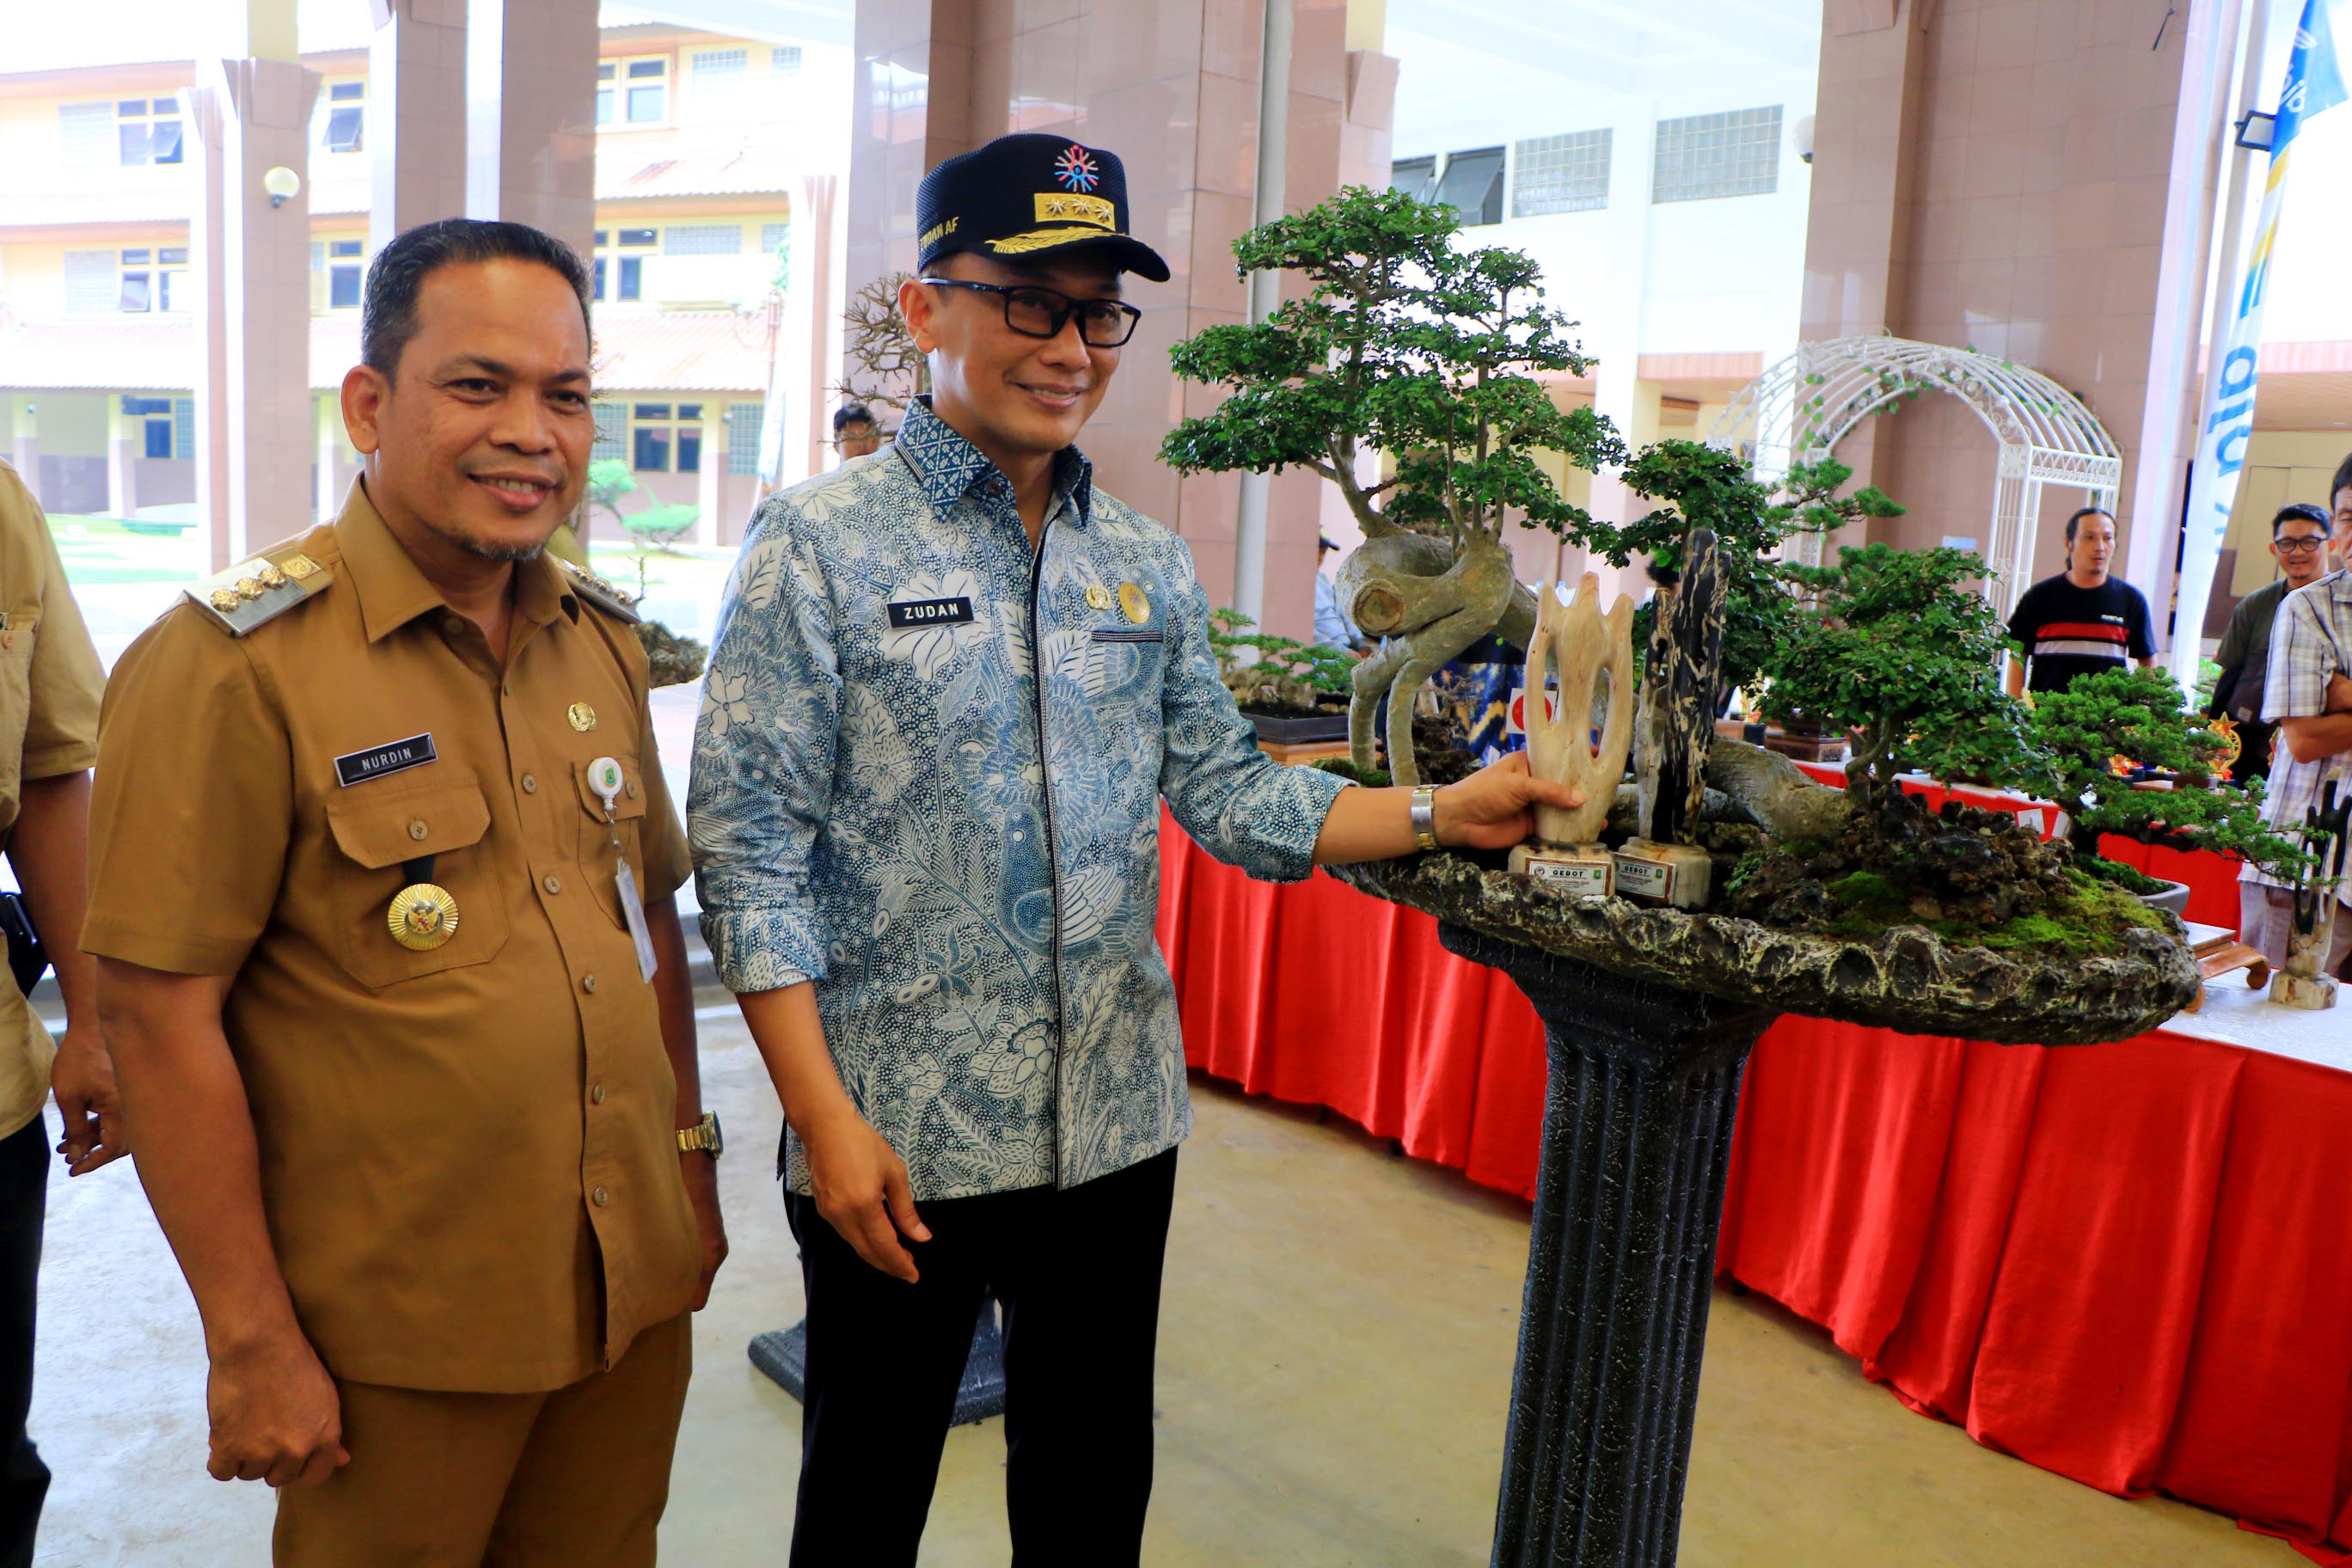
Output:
top-left (273, 1313), bottom-right (691, 1568)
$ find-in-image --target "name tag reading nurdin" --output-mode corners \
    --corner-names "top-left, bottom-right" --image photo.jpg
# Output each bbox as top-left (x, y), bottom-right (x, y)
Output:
top-left (333, 733), bottom-right (438, 788)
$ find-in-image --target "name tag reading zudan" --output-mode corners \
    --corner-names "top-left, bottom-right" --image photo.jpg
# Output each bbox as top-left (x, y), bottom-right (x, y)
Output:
top-left (886, 597), bottom-right (975, 628)
top-left (334, 732), bottom-right (438, 787)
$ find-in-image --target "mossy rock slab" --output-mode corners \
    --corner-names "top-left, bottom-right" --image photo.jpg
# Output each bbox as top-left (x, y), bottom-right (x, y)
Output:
top-left (1326, 850), bottom-right (2199, 1047)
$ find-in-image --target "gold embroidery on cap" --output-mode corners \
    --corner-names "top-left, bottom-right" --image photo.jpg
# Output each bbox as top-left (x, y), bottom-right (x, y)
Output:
top-left (920, 216), bottom-right (961, 249)
top-left (1033, 192), bottom-right (1115, 230)
top-left (989, 229), bottom-right (1118, 256)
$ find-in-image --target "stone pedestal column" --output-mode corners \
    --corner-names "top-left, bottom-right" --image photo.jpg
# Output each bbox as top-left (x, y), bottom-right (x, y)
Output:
top-left (1438, 923), bottom-right (1774, 1568)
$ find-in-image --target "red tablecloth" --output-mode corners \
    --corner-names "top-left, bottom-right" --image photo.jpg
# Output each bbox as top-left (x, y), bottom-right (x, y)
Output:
top-left (1158, 809), bottom-right (2352, 1562)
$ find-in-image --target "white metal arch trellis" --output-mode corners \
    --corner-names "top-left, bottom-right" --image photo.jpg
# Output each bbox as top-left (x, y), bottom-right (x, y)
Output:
top-left (1706, 337), bottom-right (2122, 611)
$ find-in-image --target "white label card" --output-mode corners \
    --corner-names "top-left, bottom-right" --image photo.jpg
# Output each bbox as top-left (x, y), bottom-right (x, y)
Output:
top-left (615, 855), bottom-right (658, 983)
top-left (1615, 857), bottom-right (1675, 900)
top-left (1527, 856), bottom-right (1614, 897)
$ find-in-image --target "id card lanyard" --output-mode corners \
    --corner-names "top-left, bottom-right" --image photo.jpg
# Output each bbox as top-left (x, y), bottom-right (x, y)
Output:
top-left (585, 756), bottom-right (658, 983)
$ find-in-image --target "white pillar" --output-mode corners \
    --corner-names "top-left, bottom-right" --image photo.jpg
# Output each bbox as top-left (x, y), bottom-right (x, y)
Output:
top-left (695, 404), bottom-right (721, 548)
top-left (190, 6), bottom-right (319, 573)
top-left (7, 399), bottom-right (34, 486)
top-left (1581, 101), bottom-right (1657, 600)
top-left (368, 0), bottom-right (469, 254)
top-left (316, 394), bottom-right (342, 521)
top-left (107, 399), bottom-right (135, 518)
top-left (464, 0), bottom-right (597, 259)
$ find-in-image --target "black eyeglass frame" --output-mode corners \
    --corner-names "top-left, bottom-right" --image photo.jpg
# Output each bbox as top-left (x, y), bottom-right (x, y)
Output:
top-left (2274, 536), bottom-right (2329, 553)
top-left (919, 278), bottom-right (1143, 347)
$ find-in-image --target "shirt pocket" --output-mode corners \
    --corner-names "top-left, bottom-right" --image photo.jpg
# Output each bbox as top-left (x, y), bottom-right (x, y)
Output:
top-left (572, 754), bottom-right (650, 932)
top-left (0, 609), bottom-right (39, 811)
top-left (322, 775), bottom-right (511, 988)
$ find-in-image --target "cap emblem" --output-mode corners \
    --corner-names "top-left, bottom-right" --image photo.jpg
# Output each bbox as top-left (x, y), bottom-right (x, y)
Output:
top-left (1054, 144), bottom-right (1101, 193)
top-left (1035, 192), bottom-right (1116, 230)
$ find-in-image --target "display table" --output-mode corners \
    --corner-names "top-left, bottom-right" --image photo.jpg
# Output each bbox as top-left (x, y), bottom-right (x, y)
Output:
top-left (1157, 810), bottom-right (2352, 1564)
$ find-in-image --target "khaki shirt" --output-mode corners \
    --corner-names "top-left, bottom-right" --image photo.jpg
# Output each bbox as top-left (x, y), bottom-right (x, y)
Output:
top-left (0, 461), bottom-right (104, 1139)
top-left (85, 481), bottom-right (697, 1393)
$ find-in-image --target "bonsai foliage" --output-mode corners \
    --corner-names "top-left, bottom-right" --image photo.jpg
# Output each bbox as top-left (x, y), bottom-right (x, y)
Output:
top-left (1161, 186), bottom-right (1620, 783)
top-left (2030, 665), bottom-right (2313, 885)
top-left (1162, 185), bottom-right (1618, 540)
top-left (836, 272), bottom-right (927, 413)
top-left (1600, 448), bottom-right (1901, 701)
top-left (1764, 542), bottom-right (2047, 818)
top-left (585, 458), bottom-right (637, 530)
top-left (1206, 608), bottom-right (1353, 714)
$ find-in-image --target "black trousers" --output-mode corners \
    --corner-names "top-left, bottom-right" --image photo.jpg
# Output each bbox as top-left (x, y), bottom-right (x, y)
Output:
top-left (785, 1148), bottom-right (1178, 1568)
top-left (0, 1113), bottom-right (48, 1568)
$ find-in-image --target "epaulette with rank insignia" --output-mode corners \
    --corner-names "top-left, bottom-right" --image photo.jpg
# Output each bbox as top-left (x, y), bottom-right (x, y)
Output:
top-left (185, 547), bottom-right (332, 636)
top-left (555, 557), bottom-right (641, 624)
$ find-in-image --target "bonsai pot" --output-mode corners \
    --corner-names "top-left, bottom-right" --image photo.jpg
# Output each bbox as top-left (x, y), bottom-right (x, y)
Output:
top-left (1247, 710), bottom-right (1350, 744)
top-left (2136, 878), bottom-right (2193, 918)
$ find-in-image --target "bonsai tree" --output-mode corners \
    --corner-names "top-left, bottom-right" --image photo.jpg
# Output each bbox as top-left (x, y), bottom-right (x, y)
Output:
top-left (1207, 609), bottom-right (1353, 715)
top-left (585, 457), bottom-right (637, 532)
top-left (2029, 665), bottom-right (2313, 889)
top-left (1162, 186), bottom-right (1621, 785)
top-left (1764, 542), bottom-right (2049, 822)
top-left (836, 271), bottom-right (928, 413)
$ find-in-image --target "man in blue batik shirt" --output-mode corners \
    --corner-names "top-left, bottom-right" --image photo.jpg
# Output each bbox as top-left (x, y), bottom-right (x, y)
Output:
top-left (688, 133), bottom-right (1577, 1567)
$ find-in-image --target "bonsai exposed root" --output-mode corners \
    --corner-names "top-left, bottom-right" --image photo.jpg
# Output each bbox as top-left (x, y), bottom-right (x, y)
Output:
top-left (1705, 737), bottom-right (1854, 843)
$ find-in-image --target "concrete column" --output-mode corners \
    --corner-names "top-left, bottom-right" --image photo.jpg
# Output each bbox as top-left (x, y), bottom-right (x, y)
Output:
top-left (107, 399), bottom-right (136, 519)
top-left (7, 399), bottom-right (35, 487)
top-left (189, 1), bottom-right (320, 572)
top-left (1582, 104), bottom-right (1659, 602)
top-left (787, 175), bottom-right (840, 490)
top-left (465, 0), bottom-right (597, 260)
top-left (367, 0), bottom-right (469, 254)
top-left (315, 393), bottom-right (342, 521)
top-left (695, 406), bottom-right (721, 548)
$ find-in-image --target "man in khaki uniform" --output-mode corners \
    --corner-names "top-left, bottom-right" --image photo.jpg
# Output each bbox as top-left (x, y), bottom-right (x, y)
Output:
top-left (87, 219), bottom-right (724, 1566)
top-left (0, 457), bottom-right (124, 1566)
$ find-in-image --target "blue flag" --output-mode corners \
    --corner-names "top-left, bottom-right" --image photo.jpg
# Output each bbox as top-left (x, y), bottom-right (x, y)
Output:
top-left (2276, 0), bottom-right (2349, 152)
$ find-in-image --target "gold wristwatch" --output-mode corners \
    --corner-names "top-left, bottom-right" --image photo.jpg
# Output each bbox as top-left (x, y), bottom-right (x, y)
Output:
top-left (677, 1112), bottom-right (724, 1157)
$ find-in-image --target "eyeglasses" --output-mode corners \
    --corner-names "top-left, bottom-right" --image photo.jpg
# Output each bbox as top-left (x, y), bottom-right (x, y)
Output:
top-left (2276, 536), bottom-right (2328, 553)
top-left (920, 279), bottom-right (1142, 347)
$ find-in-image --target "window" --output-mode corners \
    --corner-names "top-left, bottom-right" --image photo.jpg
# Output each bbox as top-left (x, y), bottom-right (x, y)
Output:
top-left (111, 248), bottom-right (183, 314)
top-left (597, 62), bottom-right (616, 126)
top-left (173, 396), bottom-right (194, 459)
top-left (771, 46), bottom-right (802, 78)
top-left (1513, 130), bottom-right (1612, 217)
top-left (627, 58), bottom-right (668, 123)
top-left (595, 230), bottom-right (656, 301)
top-left (618, 259), bottom-right (642, 300)
top-left (663, 224), bottom-right (741, 255)
top-left (156, 247), bottom-right (187, 312)
top-left (322, 80), bottom-right (365, 154)
top-left (116, 97), bottom-right (184, 166)
top-left (1652, 106), bottom-right (1782, 204)
top-left (617, 228), bottom-right (657, 248)
top-left (58, 103), bottom-right (113, 168)
top-left (629, 403), bottom-right (704, 472)
top-left (65, 251), bottom-right (113, 315)
top-left (761, 222), bottom-right (790, 254)
top-left (693, 48), bottom-right (746, 79)
top-left (591, 403), bottom-right (626, 462)
top-left (123, 396), bottom-right (175, 458)
top-left (1390, 156), bottom-right (1436, 202)
top-left (726, 402), bottom-right (763, 475)
top-left (328, 240), bottom-right (364, 309)
top-left (1430, 147), bottom-right (1505, 226)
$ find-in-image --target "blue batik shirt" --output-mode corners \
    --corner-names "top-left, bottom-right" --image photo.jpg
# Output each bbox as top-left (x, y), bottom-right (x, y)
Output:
top-left (688, 399), bottom-right (1350, 1199)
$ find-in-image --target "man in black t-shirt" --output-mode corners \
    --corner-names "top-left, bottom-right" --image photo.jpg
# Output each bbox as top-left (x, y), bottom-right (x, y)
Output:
top-left (2004, 505), bottom-right (2157, 696)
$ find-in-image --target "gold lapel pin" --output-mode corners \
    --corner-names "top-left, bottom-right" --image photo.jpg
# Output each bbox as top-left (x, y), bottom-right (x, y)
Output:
top-left (387, 882), bottom-right (460, 952)
top-left (1118, 583), bottom-right (1149, 624)
top-left (568, 701), bottom-right (598, 733)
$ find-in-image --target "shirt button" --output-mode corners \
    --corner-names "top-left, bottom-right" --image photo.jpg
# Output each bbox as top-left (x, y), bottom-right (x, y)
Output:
top-left (591, 1185), bottom-right (610, 1207)
top-left (407, 819), bottom-right (428, 841)
top-left (582, 973), bottom-right (599, 994)
top-left (626, 780), bottom-right (640, 799)
top-left (522, 774), bottom-right (539, 793)
top-left (590, 1083), bottom-right (606, 1106)
top-left (543, 874), bottom-right (562, 895)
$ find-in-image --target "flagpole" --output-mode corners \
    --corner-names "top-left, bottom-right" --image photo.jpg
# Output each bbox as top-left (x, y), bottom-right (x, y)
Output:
top-left (2171, 0), bottom-right (2273, 680)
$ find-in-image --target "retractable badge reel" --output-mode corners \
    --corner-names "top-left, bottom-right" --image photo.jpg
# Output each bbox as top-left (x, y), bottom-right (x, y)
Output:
top-left (587, 756), bottom-right (658, 983)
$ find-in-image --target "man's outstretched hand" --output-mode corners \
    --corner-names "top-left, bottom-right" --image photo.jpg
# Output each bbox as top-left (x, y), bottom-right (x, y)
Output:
top-left (1433, 751), bottom-right (1585, 850)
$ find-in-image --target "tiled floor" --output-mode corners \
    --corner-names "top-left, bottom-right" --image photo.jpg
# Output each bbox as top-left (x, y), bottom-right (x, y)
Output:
top-left (26, 998), bottom-right (2293, 1565)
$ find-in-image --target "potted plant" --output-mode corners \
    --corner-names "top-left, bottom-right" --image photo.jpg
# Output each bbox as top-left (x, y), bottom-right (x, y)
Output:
top-left (1206, 609), bottom-right (1354, 744)
top-left (2028, 665), bottom-right (2313, 913)
top-left (579, 457), bottom-right (707, 689)
top-left (1161, 186), bottom-right (1620, 786)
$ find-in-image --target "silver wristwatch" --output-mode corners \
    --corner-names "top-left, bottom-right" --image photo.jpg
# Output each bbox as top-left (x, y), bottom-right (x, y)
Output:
top-left (1410, 786), bottom-right (1440, 852)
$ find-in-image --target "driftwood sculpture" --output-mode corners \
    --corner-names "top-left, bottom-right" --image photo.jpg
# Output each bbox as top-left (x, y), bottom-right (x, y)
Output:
top-left (1521, 573), bottom-right (1633, 845)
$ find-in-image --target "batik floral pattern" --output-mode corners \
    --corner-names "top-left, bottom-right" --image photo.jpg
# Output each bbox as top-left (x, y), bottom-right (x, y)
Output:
top-left (688, 400), bottom-right (1349, 1199)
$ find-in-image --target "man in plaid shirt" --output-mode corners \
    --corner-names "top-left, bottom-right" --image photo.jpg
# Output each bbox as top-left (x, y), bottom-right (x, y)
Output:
top-left (2241, 454), bottom-right (2352, 972)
